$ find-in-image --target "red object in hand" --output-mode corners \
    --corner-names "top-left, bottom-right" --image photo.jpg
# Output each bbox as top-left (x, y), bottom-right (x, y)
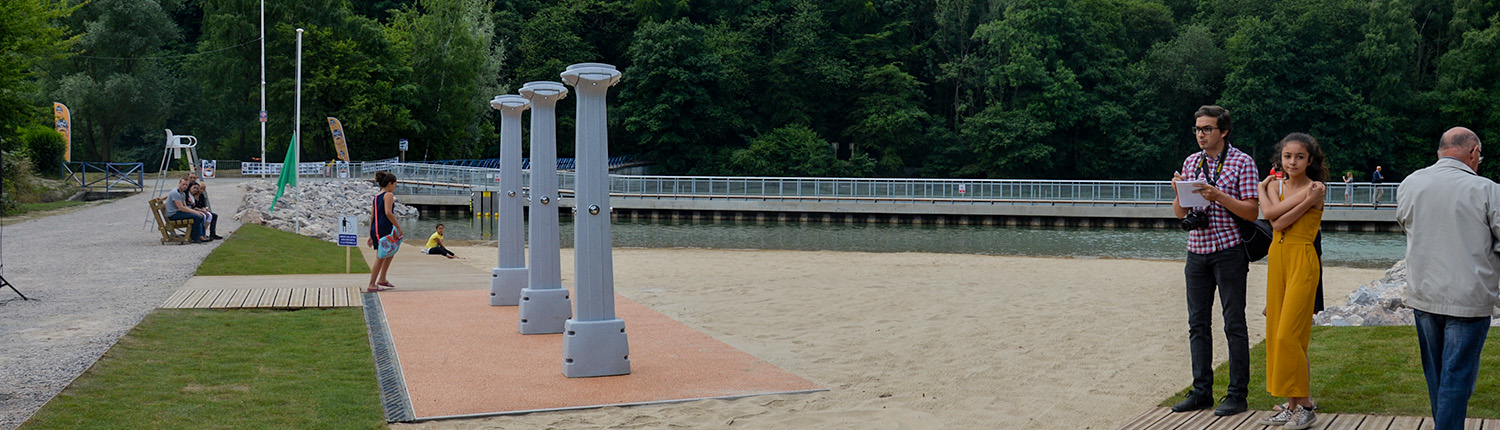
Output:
top-left (1270, 167), bottom-right (1283, 179)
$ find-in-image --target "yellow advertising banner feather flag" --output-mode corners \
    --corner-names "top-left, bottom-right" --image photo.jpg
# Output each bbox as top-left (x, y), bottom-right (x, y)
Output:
top-left (327, 117), bottom-right (350, 162)
top-left (53, 103), bottom-right (71, 162)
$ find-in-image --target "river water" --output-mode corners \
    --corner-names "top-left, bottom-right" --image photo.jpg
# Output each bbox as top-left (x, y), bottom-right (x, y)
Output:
top-left (403, 215), bottom-right (1406, 269)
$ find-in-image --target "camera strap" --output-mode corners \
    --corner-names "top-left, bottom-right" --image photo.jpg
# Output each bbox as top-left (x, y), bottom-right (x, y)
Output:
top-left (1197, 145), bottom-right (1230, 187)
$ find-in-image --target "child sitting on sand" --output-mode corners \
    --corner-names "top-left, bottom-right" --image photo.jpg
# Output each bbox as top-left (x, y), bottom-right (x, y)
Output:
top-left (423, 224), bottom-right (461, 259)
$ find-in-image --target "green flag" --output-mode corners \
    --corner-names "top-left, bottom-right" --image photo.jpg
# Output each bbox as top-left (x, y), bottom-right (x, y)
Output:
top-left (270, 135), bottom-right (298, 211)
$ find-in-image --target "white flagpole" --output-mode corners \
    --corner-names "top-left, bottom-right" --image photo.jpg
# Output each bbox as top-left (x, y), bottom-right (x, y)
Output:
top-left (259, 0), bottom-right (266, 178)
top-left (294, 28), bottom-right (303, 234)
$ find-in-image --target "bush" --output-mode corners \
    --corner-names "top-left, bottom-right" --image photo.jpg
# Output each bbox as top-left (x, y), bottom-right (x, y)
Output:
top-left (19, 125), bottom-right (65, 178)
top-left (1, 150), bottom-right (38, 215)
top-left (727, 124), bottom-right (875, 177)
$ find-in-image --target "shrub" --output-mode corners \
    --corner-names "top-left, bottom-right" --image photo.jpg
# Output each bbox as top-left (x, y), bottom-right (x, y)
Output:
top-left (1, 150), bottom-right (38, 215)
top-left (19, 125), bottom-right (65, 178)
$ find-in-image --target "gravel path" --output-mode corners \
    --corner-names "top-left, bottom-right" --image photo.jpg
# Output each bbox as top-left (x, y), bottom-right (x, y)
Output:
top-left (0, 179), bottom-right (249, 430)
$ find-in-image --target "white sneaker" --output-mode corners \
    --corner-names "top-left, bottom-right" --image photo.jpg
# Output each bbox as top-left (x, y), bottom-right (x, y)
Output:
top-left (1284, 405), bottom-right (1317, 430)
top-left (1259, 404), bottom-right (1294, 426)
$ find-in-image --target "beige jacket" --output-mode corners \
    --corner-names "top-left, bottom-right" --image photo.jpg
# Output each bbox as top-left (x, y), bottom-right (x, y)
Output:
top-left (1397, 157), bottom-right (1500, 317)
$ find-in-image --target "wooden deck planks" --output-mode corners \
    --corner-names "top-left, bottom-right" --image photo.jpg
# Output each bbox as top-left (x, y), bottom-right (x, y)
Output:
top-left (1325, 414), bottom-right (1366, 430)
top-left (1121, 409), bottom-right (1499, 430)
top-left (1204, 412), bottom-right (1255, 430)
top-left (158, 288), bottom-right (364, 309)
top-left (161, 289), bottom-right (191, 308)
top-left (195, 289), bottom-right (223, 308)
top-left (1119, 407), bottom-right (1173, 430)
top-left (1143, 409), bottom-right (1196, 430)
top-left (274, 288), bottom-right (291, 308)
top-left (1171, 410), bottom-right (1224, 430)
top-left (1390, 416), bottom-right (1424, 430)
top-left (1357, 416), bottom-right (1395, 430)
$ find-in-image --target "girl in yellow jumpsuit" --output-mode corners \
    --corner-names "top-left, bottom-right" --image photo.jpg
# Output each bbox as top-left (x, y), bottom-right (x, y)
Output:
top-left (1257, 133), bottom-right (1327, 429)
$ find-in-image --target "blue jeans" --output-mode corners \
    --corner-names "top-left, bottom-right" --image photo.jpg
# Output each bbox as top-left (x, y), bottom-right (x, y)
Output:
top-left (167, 211), bottom-right (204, 239)
top-left (1414, 309), bottom-right (1491, 430)
top-left (1184, 244), bottom-right (1251, 400)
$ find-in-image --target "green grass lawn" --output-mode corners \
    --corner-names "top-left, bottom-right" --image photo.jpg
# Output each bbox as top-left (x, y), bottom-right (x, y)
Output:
top-left (1161, 326), bottom-right (1500, 417)
top-left (20, 308), bottom-right (385, 429)
top-left (198, 224), bottom-right (371, 276)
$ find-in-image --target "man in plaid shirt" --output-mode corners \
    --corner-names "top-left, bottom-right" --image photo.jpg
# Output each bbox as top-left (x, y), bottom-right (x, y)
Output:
top-left (1169, 105), bottom-right (1261, 416)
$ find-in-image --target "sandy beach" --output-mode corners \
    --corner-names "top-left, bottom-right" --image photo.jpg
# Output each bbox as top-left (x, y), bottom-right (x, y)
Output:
top-left (387, 246), bottom-right (1385, 430)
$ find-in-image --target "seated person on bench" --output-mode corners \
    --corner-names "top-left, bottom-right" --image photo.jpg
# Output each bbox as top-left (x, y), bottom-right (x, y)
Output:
top-left (423, 224), bottom-right (460, 259)
top-left (189, 181), bottom-right (222, 240)
top-left (165, 177), bottom-right (211, 243)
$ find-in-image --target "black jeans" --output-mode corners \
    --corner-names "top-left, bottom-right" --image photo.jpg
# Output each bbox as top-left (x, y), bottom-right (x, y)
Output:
top-left (1184, 244), bottom-right (1251, 400)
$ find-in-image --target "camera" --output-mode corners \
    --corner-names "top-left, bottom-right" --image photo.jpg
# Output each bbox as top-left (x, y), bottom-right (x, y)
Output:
top-left (1180, 209), bottom-right (1211, 231)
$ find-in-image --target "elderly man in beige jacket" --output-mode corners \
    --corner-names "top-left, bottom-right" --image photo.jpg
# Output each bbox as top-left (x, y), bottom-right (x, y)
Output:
top-left (1396, 127), bottom-right (1498, 430)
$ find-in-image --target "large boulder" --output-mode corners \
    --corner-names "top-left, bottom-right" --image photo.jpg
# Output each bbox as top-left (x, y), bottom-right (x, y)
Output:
top-left (1315, 259), bottom-right (1500, 326)
top-left (233, 179), bottom-right (419, 242)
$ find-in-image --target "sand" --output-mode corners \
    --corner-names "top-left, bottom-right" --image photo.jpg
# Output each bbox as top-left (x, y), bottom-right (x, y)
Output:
top-left (382, 246), bottom-right (1385, 430)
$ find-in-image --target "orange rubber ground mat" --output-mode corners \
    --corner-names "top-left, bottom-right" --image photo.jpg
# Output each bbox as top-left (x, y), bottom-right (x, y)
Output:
top-left (376, 289), bottom-right (825, 420)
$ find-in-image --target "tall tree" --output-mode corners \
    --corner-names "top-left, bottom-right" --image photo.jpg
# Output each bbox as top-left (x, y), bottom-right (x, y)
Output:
top-left (0, 0), bottom-right (75, 146)
top-left (51, 0), bottom-right (182, 162)
top-left (387, 0), bottom-right (503, 160)
top-left (618, 18), bottom-right (744, 174)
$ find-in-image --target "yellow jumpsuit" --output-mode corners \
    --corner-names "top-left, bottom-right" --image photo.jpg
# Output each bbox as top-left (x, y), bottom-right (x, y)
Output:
top-left (1265, 200), bottom-right (1323, 398)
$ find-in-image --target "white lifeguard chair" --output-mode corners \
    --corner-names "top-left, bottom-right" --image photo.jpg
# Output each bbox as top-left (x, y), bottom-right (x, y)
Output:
top-left (152, 129), bottom-right (202, 199)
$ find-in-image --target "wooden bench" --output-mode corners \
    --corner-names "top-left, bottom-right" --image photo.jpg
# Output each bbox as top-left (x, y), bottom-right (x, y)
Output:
top-left (149, 197), bottom-right (193, 245)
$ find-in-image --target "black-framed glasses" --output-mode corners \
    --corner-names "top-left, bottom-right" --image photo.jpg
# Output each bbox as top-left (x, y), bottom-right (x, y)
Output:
top-left (1191, 126), bottom-right (1219, 135)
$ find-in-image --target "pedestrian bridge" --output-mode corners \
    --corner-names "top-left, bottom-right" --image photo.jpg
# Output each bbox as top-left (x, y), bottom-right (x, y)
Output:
top-left (354, 162), bottom-right (1399, 231)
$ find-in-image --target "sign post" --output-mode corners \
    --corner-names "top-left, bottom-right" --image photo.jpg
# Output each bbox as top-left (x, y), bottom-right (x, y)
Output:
top-left (398, 138), bottom-right (409, 163)
top-left (337, 215), bottom-right (358, 273)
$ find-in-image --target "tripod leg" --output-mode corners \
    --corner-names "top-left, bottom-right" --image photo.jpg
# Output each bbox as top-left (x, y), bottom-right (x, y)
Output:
top-left (1, 276), bottom-right (26, 300)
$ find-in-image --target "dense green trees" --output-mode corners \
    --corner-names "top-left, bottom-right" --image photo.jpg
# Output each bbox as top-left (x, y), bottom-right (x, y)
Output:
top-left (3, 0), bottom-right (1499, 180)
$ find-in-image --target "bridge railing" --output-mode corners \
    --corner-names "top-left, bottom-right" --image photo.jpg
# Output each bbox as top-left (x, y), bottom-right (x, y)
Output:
top-left (376, 162), bottom-right (1401, 208)
top-left (62, 161), bottom-right (145, 193)
top-left (607, 175), bottom-right (1399, 207)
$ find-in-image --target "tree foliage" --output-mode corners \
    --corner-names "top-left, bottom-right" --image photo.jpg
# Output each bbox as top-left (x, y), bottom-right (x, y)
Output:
top-left (2, 0), bottom-right (1497, 179)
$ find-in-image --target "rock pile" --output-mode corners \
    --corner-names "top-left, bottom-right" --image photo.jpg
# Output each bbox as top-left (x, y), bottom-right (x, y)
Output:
top-left (233, 179), bottom-right (418, 242)
top-left (1315, 259), bottom-right (1500, 326)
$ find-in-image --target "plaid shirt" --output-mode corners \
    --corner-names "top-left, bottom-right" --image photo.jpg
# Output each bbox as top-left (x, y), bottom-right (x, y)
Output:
top-left (1181, 145), bottom-right (1259, 254)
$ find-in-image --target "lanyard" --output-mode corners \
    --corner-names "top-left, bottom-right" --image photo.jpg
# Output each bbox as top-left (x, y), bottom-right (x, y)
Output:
top-left (1197, 146), bottom-right (1229, 187)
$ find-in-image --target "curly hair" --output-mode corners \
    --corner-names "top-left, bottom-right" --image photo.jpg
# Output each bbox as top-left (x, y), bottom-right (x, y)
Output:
top-left (1274, 133), bottom-right (1328, 182)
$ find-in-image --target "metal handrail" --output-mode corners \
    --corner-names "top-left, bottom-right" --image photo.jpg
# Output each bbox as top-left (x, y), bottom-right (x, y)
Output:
top-left (354, 161), bottom-right (1403, 208)
top-left (62, 161), bottom-right (145, 193)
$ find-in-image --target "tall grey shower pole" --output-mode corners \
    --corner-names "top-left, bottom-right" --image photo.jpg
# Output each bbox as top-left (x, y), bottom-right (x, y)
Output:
top-left (517, 81), bottom-right (571, 335)
top-left (489, 95), bottom-right (530, 306)
top-left (560, 63), bottom-right (629, 377)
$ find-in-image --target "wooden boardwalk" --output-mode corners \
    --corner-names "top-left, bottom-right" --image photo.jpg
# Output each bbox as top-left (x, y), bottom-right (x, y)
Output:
top-left (160, 287), bottom-right (364, 309)
top-left (1121, 407), bottom-right (1500, 430)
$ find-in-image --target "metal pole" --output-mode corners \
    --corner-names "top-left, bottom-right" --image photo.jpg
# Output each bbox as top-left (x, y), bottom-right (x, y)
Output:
top-left (294, 28), bottom-right (302, 234)
top-left (560, 63), bottom-right (629, 377)
top-left (517, 81), bottom-right (570, 335)
top-left (489, 95), bottom-right (530, 306)
top-left (259, 0), bottom-right (266, 178)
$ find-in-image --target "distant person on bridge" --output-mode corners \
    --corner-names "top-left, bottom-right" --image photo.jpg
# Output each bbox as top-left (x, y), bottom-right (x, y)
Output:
top-left (1169, 105), bottom-right (1259, 417)
top-left (164, 177), bottom-right (211, 244)
top-left (1397, 127), bottom-right (1497, 430)
top-left (1341, 171), bottom-right (1354, 205)
top-left (1371, 166), bottom-right (1385, 206)
top-left (368, 171), bottom-right (403, 292)
top-left (423, 224), bottom-right (461, 259)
